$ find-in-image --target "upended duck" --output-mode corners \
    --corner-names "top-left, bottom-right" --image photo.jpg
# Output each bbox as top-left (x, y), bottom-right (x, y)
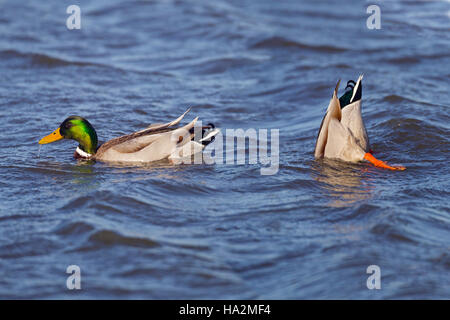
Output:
top-left (39, 108), bottom-right (220, 163)
top-left (314, 75), bottom-right (405, 170)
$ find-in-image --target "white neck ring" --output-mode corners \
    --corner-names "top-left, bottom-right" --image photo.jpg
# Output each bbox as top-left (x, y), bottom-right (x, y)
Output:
top-left (76, 146), bottom-right (93, 159)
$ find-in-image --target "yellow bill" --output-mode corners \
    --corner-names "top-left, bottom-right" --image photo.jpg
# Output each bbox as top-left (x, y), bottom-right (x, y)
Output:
top-left (39, 127), bottom-right (63, 144)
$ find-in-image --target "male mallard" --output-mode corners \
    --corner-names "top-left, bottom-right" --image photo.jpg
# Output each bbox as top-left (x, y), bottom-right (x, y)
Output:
top-left (39, 108), bottom-right (219, 163)
top-left (314, 75), bottom-right (405, 170)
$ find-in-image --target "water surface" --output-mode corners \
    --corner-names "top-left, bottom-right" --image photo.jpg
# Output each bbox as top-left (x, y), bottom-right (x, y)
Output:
top-left (0, 0), bottom-right (449, 299)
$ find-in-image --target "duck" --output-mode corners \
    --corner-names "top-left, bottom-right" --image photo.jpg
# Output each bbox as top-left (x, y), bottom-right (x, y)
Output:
top-left (38, 108), bottom-right (220, 163)
top-left (314, 75), bottom-right (405, 170)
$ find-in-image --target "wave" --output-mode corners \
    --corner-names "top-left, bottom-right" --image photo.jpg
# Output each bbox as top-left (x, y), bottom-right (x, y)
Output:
top-left (188, 56), bottom-right (261, 75)
top-left (0, 49), bottom-right (99, 68)
top-left (371, 222), bottom-right (418, 244)
top-left (0, 49), bottom-right (172, 77)
top-left (59, 191), bottom-right (156, 213)
top-left (372, 117), bottom-right (449, 160)
top-left (381, 94), bottom-right (409, 103)
top-left (249, 36), bottom-right (347, 53)
top-left (381, 94), bottom-right (446, 108)
top-left (385, 52), bottom-right (449, 65)
top-left (0, 213), bottom-right (42, 222)
top-left (88, 229), bottom-right (160, 248)
top-left (53, 220), bottom-right (96, 236)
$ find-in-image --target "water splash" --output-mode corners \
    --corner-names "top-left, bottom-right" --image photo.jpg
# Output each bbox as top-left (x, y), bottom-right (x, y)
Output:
top-left (37, 144), bottom-right (41, 158)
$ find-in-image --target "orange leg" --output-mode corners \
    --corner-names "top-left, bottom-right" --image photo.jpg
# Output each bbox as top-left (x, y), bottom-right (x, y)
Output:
top-left (364, 153), bottom-right (406, 171)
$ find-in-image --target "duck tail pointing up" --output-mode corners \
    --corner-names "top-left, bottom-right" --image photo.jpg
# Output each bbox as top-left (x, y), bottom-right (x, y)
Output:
top-left (350, 74), bottom-right (363, 103)
top-left (189, 123), bottom-right (220, 146)
top-left (328, 79), bottom-right (342, 121)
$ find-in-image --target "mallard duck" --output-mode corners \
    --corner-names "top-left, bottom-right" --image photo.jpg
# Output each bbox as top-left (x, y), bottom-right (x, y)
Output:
top-left (38, 108), bottom-right (220, 163)
top-left (314, 75), bottom-right (405, 170)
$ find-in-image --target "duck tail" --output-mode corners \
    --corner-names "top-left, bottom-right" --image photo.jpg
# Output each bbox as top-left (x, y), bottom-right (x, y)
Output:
top-left (328, 79), bottom-right (342, 121)
top-left (189, 123), bottom-right (220, 146)
top-left (350, 74), bottom-right (363, 103)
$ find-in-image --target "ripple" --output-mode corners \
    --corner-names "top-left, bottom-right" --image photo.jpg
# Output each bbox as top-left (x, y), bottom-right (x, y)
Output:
top-left (53, 220), bottom-right (96, 236)
top-left (189, 56), bottom-right (260, 75)
top-left (0, 49), bottom-right (167, 78)
top-left (370, 223), bottom-right (418, 244)
top-left (190, 103), bottom-right (218, 110)
top-left (88, 230), bottom-right (160, 248)
top-left (249, 36), bottom-right (347, 53)
top-left (0, 213), bottom-right (42, 222)
top-left (0, 239), bottom-right (61, 259)
top-left (0, 0), bottom-right (449, 300)
top-left (386, 56), bottom-right (420, 64)
top-left (380, 94), bottom-right (444, 108)
top-left (0, 49), bottom-right (100, 68)
top-left (59, 191), bottom-right (157, 213)
top-left (381, 94), bottom-right (408, 103)
top-left (376, 118), bottom-right (449, 151)
top-left (385, 53), bottom-right (449, 65)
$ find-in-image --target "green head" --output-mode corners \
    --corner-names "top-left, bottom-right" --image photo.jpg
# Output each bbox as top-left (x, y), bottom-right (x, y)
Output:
top-left (39, 116), bottom-right (98, 155)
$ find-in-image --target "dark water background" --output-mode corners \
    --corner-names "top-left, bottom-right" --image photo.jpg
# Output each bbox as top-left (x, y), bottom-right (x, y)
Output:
top-left (0, 0), bottom-right (449, 299)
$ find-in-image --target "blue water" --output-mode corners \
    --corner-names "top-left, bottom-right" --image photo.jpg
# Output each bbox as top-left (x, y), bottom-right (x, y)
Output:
top-left (0, 0), bottom-right (449, 299)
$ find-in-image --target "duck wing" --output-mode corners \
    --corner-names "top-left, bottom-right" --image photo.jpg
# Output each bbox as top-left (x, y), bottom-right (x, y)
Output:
top-left (314, 80), bottom-right (342, 159)
top-left (95, 109), bottom-right (197, 162)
